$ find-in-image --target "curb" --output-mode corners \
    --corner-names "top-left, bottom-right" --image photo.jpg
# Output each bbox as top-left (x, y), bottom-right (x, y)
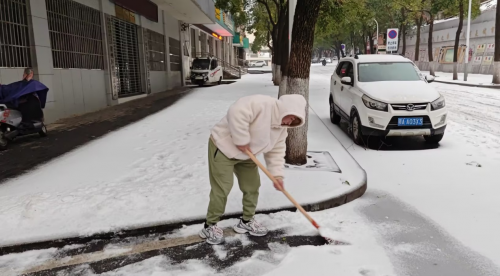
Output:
top-left (434, 79), bottom-right (500, 89)
top-left (0, 181), bottom-right (367, 255)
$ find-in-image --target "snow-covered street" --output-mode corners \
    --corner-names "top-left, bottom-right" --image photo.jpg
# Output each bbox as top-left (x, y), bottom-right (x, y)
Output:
top-left (310, 63), bottom-right (500, 268)
top-left (1, 64), bottom-right (500, 275)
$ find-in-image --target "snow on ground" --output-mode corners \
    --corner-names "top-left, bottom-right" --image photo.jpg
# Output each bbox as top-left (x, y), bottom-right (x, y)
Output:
top-left (38, 203), bottom-right (395, 276)
top-left (422, 70), bottom-right (500, 86)
top-left (311, 64), bottom-right (500, 266)
top-left (0, 74), bottom-right (365, 247)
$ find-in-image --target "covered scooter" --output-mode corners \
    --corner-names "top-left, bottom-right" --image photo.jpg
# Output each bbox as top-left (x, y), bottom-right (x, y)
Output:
top-left (322, 59), bottom-right (327, 66)
top-left (0, 68), bottom-right (49, 150)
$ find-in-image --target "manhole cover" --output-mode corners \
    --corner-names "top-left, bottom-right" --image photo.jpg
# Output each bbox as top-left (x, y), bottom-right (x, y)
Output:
top-left (284, 151), bottom-right (340, 173)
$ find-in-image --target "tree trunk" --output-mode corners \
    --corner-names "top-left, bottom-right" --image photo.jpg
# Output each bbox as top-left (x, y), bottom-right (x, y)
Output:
top-left (368, 31), bottom-right (374, 54)
top-left (284, 0), bottom-right (323, 165)
top-left (414, 16), bottom-right (423, 61)
top-left (274, 28), bottom-right (282, 86)
top-left (402, 9), bottom-right (407, 56)
top-left (279, 7), bottom-right (290, 98)
top-left (428, 15), bottom-right (435, 76)
top-left (493, 1), bottom-right (500, 83)
top-left (453, 0), bottom-right (464, 80)
top-left (271, 25), bottom-right (277, 83)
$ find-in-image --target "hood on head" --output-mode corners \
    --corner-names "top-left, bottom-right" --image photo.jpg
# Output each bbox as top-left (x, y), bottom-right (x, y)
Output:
top-left (277, 94), bottom-right (307, 128)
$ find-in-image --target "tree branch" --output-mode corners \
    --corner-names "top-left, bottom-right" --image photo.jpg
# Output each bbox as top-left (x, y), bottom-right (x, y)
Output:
top-left (257, 0), bottom-right (276, 26)
top-left (267, 30), bottom-right (273, 51)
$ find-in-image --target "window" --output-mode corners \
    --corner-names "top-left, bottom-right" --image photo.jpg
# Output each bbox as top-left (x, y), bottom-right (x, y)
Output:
top-left (336, 62), bottom-right (351, 78)
top-left (146, 30), bottom-right (165, 71)
top-left (169, 37), bottom-right (181, 71)
top-left (190, 29), bottom-right (196, 57)
top-left (192, 58), bottom-right (210, 70)
top-left (357, 62), bottom-right (421, 82)
top-left (46, 0), bottom-right (104, 69)
top-left (210, 59), bottom-right (218, 69)
top-left (0, 0), bottom-right (31, 68)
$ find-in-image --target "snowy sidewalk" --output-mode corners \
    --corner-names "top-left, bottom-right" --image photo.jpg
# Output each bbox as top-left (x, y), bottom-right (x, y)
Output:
top-left (0, 75), bottom-right (366, 247)
top-left (422, 71), bottom-right (500, 88)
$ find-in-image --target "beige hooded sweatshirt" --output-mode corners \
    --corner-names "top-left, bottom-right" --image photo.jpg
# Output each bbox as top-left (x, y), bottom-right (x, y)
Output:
top-left (211, 94), bottom-right (307, 178)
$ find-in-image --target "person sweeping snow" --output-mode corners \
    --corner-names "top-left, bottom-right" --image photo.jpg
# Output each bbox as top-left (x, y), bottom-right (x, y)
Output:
top-left (199, 94), bottom-right (307, 245)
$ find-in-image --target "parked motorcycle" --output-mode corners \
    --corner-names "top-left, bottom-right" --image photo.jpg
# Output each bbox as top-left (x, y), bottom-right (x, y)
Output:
top-left (0, 69), bottom-right (49, 150)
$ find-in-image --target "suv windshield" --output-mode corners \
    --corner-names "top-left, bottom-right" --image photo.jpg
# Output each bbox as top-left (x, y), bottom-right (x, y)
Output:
top-left (192, 59), bottom-right (210, 70)
top-left (358, 62), bottom-right (421, 82)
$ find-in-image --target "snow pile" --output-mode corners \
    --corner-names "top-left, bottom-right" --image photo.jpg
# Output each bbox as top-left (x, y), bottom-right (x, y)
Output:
top-left (0, 248), bottom-right (57, 276)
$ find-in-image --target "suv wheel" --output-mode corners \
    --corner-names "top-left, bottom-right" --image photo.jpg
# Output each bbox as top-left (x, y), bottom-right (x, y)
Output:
top-left (329, 97), bottom-right (341, 125)
top-left (351, 112), bottom-right (367, 146)
top-left (424, 133), bottom-right (444, 144)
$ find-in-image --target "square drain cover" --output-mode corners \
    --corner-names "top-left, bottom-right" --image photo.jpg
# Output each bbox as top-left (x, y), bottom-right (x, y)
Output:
top-left (285, 151), bottom-right (341, 173)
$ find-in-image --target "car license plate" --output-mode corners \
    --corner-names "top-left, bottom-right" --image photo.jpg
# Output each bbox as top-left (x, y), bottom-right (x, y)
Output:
top-left (195, 76), bottom-right (203, 79)
top-left (398, 117), bottom-right (423, 126)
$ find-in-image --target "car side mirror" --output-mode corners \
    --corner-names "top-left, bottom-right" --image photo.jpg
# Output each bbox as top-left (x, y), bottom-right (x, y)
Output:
top-left (190, 66), bottom-right (192, 69)
top-left (425, 75), bottom-right (435, 83)
top-left (341, 76), bottom-right (352, 85)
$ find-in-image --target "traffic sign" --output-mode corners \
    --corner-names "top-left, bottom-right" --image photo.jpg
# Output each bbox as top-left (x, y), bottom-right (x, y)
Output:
top-left (386, 28), bottom-right (399, 52)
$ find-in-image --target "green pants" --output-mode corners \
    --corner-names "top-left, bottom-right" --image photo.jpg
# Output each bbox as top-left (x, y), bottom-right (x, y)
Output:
top-left (206, 139), bottom-right (261, 225)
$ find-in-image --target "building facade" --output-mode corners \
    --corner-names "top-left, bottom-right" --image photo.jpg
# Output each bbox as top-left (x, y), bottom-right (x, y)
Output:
top-left (0, 0), bottom-right (247, 124)
top-left (404, 1), bottom-right (496, 74)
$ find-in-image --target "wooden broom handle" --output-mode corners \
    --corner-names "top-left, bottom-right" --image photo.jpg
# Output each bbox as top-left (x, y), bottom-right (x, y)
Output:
top-left (245, 150), bottom-right (319, 228)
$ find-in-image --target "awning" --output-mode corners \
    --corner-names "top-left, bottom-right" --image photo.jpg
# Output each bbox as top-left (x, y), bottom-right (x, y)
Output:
top-left (151, 0), bottom-right (216, 24)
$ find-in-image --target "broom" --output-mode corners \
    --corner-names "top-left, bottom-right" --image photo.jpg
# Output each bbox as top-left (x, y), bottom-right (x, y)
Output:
top-left (245, 150), bottom-right (348, 245)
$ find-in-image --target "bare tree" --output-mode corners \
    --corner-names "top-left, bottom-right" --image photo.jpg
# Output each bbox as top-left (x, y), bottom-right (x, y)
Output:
top-left (453, 0), bottom-right (464, 80)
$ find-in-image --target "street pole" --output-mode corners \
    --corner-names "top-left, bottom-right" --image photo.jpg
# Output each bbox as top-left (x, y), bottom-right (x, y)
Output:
top-left (373, 19), bottom-right (379, 54)
top-left (464, 0), bottom-right (472, 81)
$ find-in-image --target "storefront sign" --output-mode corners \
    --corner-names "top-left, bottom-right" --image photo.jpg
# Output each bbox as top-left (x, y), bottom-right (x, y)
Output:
top-left (476, 44), bottom-right (486, 54)
top-left (222, 13), bottom-right (234, 31)
top-left (212, 32), bottom-right (222, 40)
top-left (215, 8), bottom-right (221, 21)
top-left (486, 43), bottom-right (495, 53)
top-left (482, 56), bottom-right (493, 65)
top-left (115, 5), bottom-right (135, 23)
top-left (111, 0), bottom-right (157, 22)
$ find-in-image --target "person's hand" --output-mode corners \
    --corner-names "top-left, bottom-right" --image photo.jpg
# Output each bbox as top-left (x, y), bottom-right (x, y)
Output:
top-left (236, 144), bottom-right (251, 154)
top-left (274, 177), bottom-right (284, 191)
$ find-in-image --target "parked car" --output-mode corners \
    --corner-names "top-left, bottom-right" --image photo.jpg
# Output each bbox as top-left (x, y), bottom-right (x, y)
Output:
top-left (249, 60), bottom-right (266, 67)
top-left (329, 54), bottom-right (447, 145)
top-left (311, 57), bottom-right (320, 63)
top-left (190, 57), bottom-right (223, 86)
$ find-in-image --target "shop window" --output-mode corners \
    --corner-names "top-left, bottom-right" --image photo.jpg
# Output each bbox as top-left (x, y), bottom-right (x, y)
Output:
top-left (146, 29), bottom-right (165, 71)
top-left (169, 37), bottom-right (181, 71)
top-left (46, 0), bottom-right (104, 69)
top-left (0, 0), bottom-right (31, 68)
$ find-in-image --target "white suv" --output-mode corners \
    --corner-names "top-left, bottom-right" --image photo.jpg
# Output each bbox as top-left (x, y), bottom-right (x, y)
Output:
top-left (329, 55), bottom-right (447, 145)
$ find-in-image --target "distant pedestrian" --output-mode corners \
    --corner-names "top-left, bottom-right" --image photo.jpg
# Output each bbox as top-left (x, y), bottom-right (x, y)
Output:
top-left (200, 94), bottom-right (307, 245)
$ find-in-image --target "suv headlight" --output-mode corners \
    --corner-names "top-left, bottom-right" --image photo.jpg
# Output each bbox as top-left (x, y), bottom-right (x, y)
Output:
top-left (431, 96), bottom-right (445, 110)
top-left (362, 95), bottom-right (388, 112)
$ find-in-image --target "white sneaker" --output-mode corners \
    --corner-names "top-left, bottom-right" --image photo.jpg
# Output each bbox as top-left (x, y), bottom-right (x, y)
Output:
top-left (233, 218), bottom-right (268, 236)
top-left (199, 224), bottom-right (225, 245)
